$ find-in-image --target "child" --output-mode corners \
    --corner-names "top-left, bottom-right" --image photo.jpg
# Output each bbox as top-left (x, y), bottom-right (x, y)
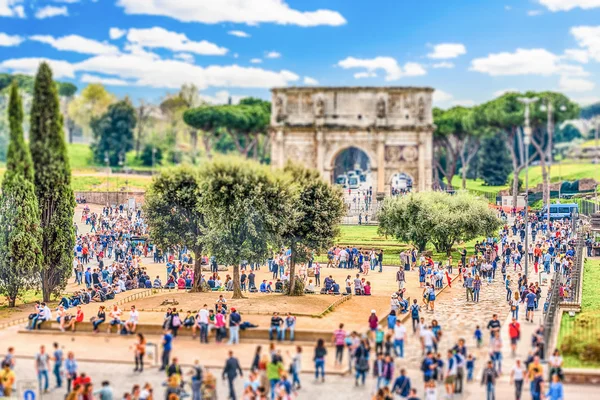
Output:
top-left (424, 380), bottom-right (437, 400)
top-left (474, 325), bottom-right (482, 348)
top-left (375, 328), bottom-right (384, 355)
top-left (466, 354), bottom-right (476, 382)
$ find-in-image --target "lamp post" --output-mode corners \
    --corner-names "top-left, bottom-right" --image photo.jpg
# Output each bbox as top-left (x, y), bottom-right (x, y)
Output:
top-left (104, 151), bottom-right (110, 206)
top-left (117, 152), bottom-right (124, 207)
top-left (151, 146), bottom-right (157, 176)
top-left (518, 97), bottom-right (539, 278)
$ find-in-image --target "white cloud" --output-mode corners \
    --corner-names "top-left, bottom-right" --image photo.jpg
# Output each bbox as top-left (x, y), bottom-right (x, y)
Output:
top-left (174, 53), bottom-right (195, 63)
top-left (116, 0), bottom-right (346, 27)
top-left (563, 49), bottom-right (589, 63)
top-left (470, 48), bottom-right (588, 77)
top-left (559, 76), bottom-right (596, 92)
top-left (354, 72), bottom-right (377, 79)
top-left (539, 0), bottom-right (600, 12)
top-left (427, 43), bottom-right (466, 59)
top-left (126, 27), bottom-right (227, 56)
top-left (505, 5), bottom-right (512, 11)
top-left (432, 62), bottom-right (454, 69)
top-left (228, 30), bottom-right (250, 38)
top-left (233, 53), bottom-right (239, 59)
top-left (527, 10), bottom-right (543, 16)
top-left (80, 73), bottom-right (130, 86)
top-left (54, 0), bottom-right (80, 3)
top-left (0, 57), bottom-right (76, 78)
top-left (303, 76), bottom-right (318, 85)
top-left (250, 58), bottom-right (262, 64)
top-left (0, 32), bottom-right (24, 47)
top-left (451, 99), bottom-right (476, 107)
top-left (30, 35), bottom-right (120, 55)
top-left (35, 5), bottom-right (68, 19)
top-left (0, 0), bottom-right (25, 17)
top-left (200, 90), bottom-right (246, 105)
top-left (338, 56), bottom-right (426, 81)
top-left (265, 51), bottom-right (281, 59)
top-left (74, 53), bottom-right (299, 90)
top-left (433, 89), bottom-right (453, 104)
top-left (493, 88), bottom-right (519, 97)
top-left (109, 28), bottom-right (127, 40)
top-left (570, 26), bottom-right (600, 62)
top-left (572, 96), bottom-right (600, 105)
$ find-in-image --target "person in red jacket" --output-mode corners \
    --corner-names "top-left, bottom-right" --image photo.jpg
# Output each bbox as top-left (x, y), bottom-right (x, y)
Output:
top-left (508, 317), bottom-right (521, 357)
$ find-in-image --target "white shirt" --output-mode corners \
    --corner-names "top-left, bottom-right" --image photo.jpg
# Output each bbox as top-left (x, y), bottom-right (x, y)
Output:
top-left (198, 309), bottom-right (209, 324)
top-left (548, 355), bottom-right (563, 368)
top-left (393, 324), bottom-right (406, 341)
top-left (110, 308), bottom-right (122, 319)
top-left (42, 306), bottom-right (52, 320)
top-left (129, 310), bottom-right (139, 323)
top-left (421, 330), bottom-right (436, 347)
top-left (512, 365), bottom-right (524, 380)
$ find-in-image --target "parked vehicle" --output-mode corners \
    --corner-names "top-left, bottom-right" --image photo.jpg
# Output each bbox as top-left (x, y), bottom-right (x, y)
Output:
top-left (538, 203), bottom-right (579, 220)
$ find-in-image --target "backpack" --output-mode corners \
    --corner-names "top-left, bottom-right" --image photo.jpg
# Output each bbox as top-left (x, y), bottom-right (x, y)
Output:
top-left (172, 315), bottom-right (181, 327)
top-left (411, 305), bottom-right (419, 318)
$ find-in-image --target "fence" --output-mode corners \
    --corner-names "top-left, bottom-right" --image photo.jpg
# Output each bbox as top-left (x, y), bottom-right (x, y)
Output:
top-left (543, 221), bottom-right (585, 354)
top-left (574, 198), bottom-right (599, 217)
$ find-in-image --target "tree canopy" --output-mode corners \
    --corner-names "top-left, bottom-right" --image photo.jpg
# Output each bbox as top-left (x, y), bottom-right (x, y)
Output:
top-left (91, 99), bottom-right (137, 166)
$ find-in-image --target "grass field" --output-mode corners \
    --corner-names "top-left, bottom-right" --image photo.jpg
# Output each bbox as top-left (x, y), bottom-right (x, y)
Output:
top-left (71, 174), bottom-right (154, 192)
top-left (449, 177), bottom-right (507, 193)
top-left (558, 258), bottom-right (600, 369)
top-left (313, 225), bottom-right (482, 266)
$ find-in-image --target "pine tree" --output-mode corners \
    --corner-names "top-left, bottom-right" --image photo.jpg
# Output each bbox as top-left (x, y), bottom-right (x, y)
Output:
top-left (29, 63), bottom-right (76, 302)
top-left (479, 134), bottom-right (512, 186)
top-left (0, 83), bottom-right (42, 307)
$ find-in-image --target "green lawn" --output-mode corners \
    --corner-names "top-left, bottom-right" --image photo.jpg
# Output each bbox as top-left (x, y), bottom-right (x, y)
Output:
top-left (558, 258), bottom-right (600, 368)
top-left (313, 224), bottom-right (482, 266)
top-left (68, 143), bottom-right (95, 170)
top-left (581, 139), bottom-right (600, 148)
top-left (449, 177), bottom-right (507, 193)
top-left (71, 174), bottom-right (153, 192)
top-left (523, 162), bottom-right (600, 187)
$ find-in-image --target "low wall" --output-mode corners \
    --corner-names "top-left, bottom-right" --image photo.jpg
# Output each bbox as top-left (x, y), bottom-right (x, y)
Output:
top-left (76, 191), bottom-right (145, 206)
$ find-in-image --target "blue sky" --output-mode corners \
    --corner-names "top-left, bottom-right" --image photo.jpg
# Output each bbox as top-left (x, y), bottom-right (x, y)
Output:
top-left (1, 0), bottom-right (600, 107)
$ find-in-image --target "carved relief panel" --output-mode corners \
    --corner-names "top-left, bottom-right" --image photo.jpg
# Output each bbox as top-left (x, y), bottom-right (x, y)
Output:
top-left (384, 145), bottom-right (419, 163)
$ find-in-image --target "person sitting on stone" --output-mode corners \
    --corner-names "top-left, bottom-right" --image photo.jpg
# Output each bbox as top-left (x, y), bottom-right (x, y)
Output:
top-left (275, 279), bottom-right (284, 293)
top-left (305, 279), bottom-right (316, 294)
top-left (153, 276), bottom-right (162, 288)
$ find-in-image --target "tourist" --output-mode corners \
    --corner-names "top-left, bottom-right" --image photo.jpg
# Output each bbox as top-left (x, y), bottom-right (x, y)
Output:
top-left (314, 339), bottom-right (327, 382)
top-left (0, 362), bottom-right (15, 397)
top-left (35, 345), bottom-right (50, 393)
top-left (228, 307), bottom-right (242, 345)
top-left (64, 352), bottom-right (78, 393)
top-left (196, 304), bottom-right (209, 343)
top-left (133, 333), bottom-right (146, 372)
top-left (214, 308), bottom-right (226, 342)
top-left (473, 274), bottom-right (481, 302)
top-left (52, 342), bottom-right (64, 389)
top-left (487, 314), bottom-right (501, 338)
top-left (391, 368), bottom-right (411, 399)
top-left (160, 329), bottom-right (173, 371)
top-left (509, 317), bottom-right (521, 357)
top-left (222, 350), bottom-right (243, 400)
top-left (353, 339), bottom-right (369, 386)
top-left (480, 360), bottom-right (498, 400)
top-left (332, 323), bottom-right (346, 366)
top-left (266, 354), bottom-right (284, 400)
top-left (288, 346), bottom-right (302, 390)
top-left (368, 310), bottom-right (378, 339)
top-left (284, 312), bottom-right (296, 342)
top-left (410, 299), bottom-right (421, 334)
top-left (269, 312), bottom-right (284, 341)
top-left (94, 381), bottom-right (114, 400)
top-left (525, 288), bottom-right (537, 323)
top-left (443, 350), bottom-right (456, 397)
top-left (393, 319), bottom-right (407, 358)
top-left (510, 359), bottom-right (525, 400)
top-left (107, 304), bottom-right (122, 334)
top-left (490, 331), bottom-right (503, 374)
top-left (545, 373), bottom-right (564, 400)
top-left (548, 349), bottom-right (564, 381)
top-left (474, 325), bottom-right (483, 348)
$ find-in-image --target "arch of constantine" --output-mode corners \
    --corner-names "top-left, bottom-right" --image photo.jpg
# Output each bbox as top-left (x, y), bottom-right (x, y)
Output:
top-left (270, 87), bottom-right (434, 195)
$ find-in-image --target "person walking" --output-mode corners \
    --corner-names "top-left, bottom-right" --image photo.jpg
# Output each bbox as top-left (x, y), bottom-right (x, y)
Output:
top-left (228, 308), bottom-right (242, 345)
top-left (64, 352), bottom-right (78, 393)
top-left (35, 345), bottom-right (50, 393)
top-left (480, 360), bottom-right (498, 400)
top-left (160, 329), bottom-right (173, 371)
top-left (509, 318), bottom-right (521, 357)
top-left (545, 373), bottom-right (564, 400)
top-left (510, 359), bottom-right (525, 400)
top-left (133, 333), bottom-right (146, 372)
top-left (314, 339), bottom-right (327, 383)
top-left (52, 342), bottom-right (63, 389)
top-left (222, 350), bottom-right (243, 400)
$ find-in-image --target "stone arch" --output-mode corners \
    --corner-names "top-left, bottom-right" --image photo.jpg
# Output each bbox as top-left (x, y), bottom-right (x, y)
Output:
top-left (389, 171), bottom-right (415, 195)
top-left (324, 143), bottom-right (379, 193)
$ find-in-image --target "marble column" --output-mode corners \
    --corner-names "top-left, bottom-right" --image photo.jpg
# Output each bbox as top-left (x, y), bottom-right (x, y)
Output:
top-left (315, 130), bottom-right (325, 178)
top-left (376, 132), bottom-right (385, 195)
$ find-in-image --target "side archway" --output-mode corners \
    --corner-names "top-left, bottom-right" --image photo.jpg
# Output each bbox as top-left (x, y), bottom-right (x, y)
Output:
top-left (324, 144), bottom-right (379, 194)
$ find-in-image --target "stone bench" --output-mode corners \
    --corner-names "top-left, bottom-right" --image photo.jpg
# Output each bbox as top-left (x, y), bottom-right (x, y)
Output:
top-left (26, 320), bottom-right (332, 343)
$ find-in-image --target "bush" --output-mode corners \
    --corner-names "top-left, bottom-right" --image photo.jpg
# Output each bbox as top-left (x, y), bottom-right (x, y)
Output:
top-left (139, 143), bottom-right (163, 167)
top-left (284, 278), bottom-right (305, 296)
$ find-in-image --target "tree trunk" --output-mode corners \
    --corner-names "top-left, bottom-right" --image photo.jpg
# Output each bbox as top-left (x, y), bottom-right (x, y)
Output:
top-left (287, 243), bottom-right (299, 296)
top-left (202, 134), bottom-right (212, 160)
top-left (232, 264), bottom-right (244, 299)
top-left (506, 131), bottom-right (520, 209)
top-left (189, 245), bottom-right (205, 292)
top-left (41, 271), bottom-right (51, 302)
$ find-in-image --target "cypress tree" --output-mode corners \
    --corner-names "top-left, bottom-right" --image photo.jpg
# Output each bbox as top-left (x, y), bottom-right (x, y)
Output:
top-left (479, 134), bottom-right (512, 186)
top-left (0, 83), bottom-right (42, 307)
top-left (29, 63), bottom-right (75, 302)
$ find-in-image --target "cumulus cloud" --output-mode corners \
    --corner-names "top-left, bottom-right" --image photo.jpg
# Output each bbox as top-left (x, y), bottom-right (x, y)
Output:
top-left (493, 88), bottom-right (519, 97)
top-left (200, 90), bottom-right (246, 105)
top-left (338, 57), bottom-right (426, 81)
top-left (527, 10), bottom-right (543, 16)
top-left (354, 72), bottom-right (377, 79)
top-left (109, 28), bottom-right (127, 40)
top-left (433, 89), bottom-right (453, 104)
top-left (35, 5), bottom-right (68, 19)
top-left (427, 43), bottom-right (466, 59)
top-left (228, 30), bottom-right (250, 38)
top-left (30, 35), bottom-right (120, 55)
top-left (570, 26), bottom-right (600, 62)
top-left (265, 51), bottom-right (281, 59)
top-left (0, 32), bottom-right (24, 46)
top-left (559, 76), bottom-right (596, 92)
top-left (572, 96), bottom-right (600, 106)
top-left (250, 58), bottom-right (262, 64)
top-left (80, 73), bottom-right (130, 86)
top-left (0, 57), bottom-right (76, 78)
top-left (432, 62), bottom-right (454, 69)
top-left (539, 0), bottom-right (600, 12)
top-left (303, 76), bottom-right (318, 85)
top-left (470, 48), bottom-right (588, 77)
top-left (174, 53), bottom-right (195, 63)
top-left (126, 27), bottom-right (227, 56)
top-left (0, 0), bottom-right (25, 17)
top-left (563, 49), bottom-right (590, 63)
top-left (116, 0), bottom-right (346, 27)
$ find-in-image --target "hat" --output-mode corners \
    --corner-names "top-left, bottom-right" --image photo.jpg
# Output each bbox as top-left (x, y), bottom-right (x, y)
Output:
top-left (231, 308), bottom-right (236, 312)
top-left (371, 309), bottom-right (376, 314)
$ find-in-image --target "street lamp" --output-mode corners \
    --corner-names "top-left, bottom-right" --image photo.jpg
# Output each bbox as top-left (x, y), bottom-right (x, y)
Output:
top-left (539, 102), bottom-right (567, 228)
top-left (518, 96), bottom-right (539, 278)
top-left (104, 152), bottom-right (110, 206)
top-left (117, 152), bottom-right (124, 206)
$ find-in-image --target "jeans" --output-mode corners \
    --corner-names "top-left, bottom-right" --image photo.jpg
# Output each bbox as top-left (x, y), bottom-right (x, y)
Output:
top-left (473, 289), bottom-right (480, 302)
top-left (394, 339), bottom-right (404, 358)
top-left (466, 288), bottom-right (473, 301)
top-left (412, 318), bottom-right (419, 333)
top-left (53, 363), bottom-right (62, 387)
top-left (199, 323), bottom-right (208, 343)
top-left (315, 358), bottom-right (325, 379)
top-left (191, 378), bottom-right (203, 400)
top-left (512, 305), bottom-right (519, 319)
top-left (38, 370), bottom-right (49, 392)
top-left (515, 379), bottom-right (523, 400)
top-left (76, 271), bottom-right (82, 285)
top-left (486, 382), bottom-right (495, 400)
top-left (135, 353), bottom-right (144, 371)
top-left (292, 370), bottom-right (300, 388)
top-left (228, 326), bottom-right (239, 344)
top-left (161, 349), bottom-right (171, 370)
top-left (466, 366), bottom-right (473, 381)
top-left (92, 318), bottom-right (105, 331)
top-left (286, 327), bottom-right (295, 341)
top-left (269, 379), bottom-right (278, 400)
top-left (315, 274), bottom-right (320, 286)
top-left (269, 326), bottom-right (282, 341)
top-left (28, 315), bottom-right (39, 329)
top-left (227, 376), bottom-right (237, 400)
top-left (492, 351), bottom-right (502, 373)
top-left (506, 289), bottom-right (512, 302)
top-left (355, 370), bottom-right (366, 385)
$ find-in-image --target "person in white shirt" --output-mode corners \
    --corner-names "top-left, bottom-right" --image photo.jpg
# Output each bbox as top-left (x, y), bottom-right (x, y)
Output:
top-left (393, 320), bottom-right (407, 358)
top-left (195, 305), bottom-right (210, 343)
top-left (107, 305), bottom-right (122, 333)
top-left (421, 326), bottom-right (436, 354)
top-left (125, 305), bottom-right (139, 333)
top-left (510, 359), bottom-right (525, 400)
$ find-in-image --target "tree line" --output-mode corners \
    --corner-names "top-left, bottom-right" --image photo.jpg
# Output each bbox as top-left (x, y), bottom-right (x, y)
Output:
top-left (0, 63), bottom-right (75, 306)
